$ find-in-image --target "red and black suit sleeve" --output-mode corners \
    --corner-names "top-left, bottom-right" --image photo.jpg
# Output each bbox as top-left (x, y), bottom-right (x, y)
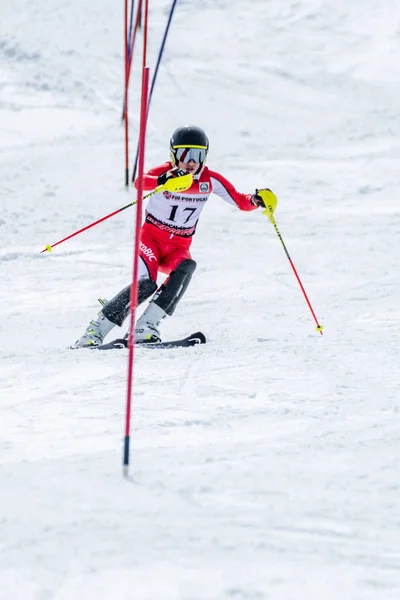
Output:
top-left (133, 163), bottom-right (173, 192)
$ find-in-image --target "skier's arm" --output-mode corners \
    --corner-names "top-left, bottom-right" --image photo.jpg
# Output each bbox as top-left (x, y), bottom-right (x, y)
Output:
top-left (134, 162), bottom-right (174, 192)
top-left (209, 170), bottom-right (258, 212)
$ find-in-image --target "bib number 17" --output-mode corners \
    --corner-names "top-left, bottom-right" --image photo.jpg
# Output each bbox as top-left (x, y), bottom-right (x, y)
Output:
top-left (168, 205), bottom-right (197, 223)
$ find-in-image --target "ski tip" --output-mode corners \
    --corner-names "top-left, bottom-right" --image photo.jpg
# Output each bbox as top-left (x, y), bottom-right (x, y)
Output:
top-left (187, 331), bottom-right (206, 345)
top-left (96, 338), bottom-right (128, 350)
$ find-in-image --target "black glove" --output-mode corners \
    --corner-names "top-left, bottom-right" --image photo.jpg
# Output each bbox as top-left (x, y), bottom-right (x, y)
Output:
top-left (157, 168), bottom-right (188, 186)
top-left (250, 189), bottom-right (266, 207)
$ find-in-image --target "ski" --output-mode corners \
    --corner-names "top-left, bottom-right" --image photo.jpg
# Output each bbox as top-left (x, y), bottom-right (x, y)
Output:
top-left (96, 331), bottom-right (206, 350)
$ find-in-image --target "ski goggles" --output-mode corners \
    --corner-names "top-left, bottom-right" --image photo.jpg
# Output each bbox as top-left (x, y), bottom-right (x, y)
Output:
top-left (172, 146), bottom-right (208, 164)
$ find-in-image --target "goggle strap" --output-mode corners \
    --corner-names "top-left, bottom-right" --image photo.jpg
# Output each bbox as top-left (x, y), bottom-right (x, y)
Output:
top-left (172, 144), bottom-right (208, 149)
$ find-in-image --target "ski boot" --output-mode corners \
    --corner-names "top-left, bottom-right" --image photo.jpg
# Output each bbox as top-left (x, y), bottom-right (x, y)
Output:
top-left (73, 310), bottom-right (115, 348)
top-left (134, 258), bottom-right (196, 344)
top-left (134, 303), bottom-right (165, 343)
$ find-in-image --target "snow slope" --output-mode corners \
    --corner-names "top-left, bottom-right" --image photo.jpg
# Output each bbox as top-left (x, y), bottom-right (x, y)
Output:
top-left (1, 1), bottom-right (400, 598)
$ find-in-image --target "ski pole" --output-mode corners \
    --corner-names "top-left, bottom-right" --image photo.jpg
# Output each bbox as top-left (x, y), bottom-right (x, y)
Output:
top-left (257, 189), bottom-right (324, 335)
top-left (40, 173), bottom-right (192, 253)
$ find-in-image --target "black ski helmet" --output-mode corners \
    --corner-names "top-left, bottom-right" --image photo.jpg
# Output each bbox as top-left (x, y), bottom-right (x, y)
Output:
top-left (170, 125), bottom-right (209, 168)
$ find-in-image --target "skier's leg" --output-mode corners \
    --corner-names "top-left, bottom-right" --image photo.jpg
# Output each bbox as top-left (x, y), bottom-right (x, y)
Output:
top-left (135, 249), bottom-right (196, 343)
top-left (102, 275), bottom-right (157, 326)
top-left (73, 235), bottom-right (160, 348)
top-left (73, 272), bottom-right (158, 348)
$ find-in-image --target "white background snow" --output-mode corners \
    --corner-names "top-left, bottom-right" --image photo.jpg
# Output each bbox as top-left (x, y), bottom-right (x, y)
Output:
top-left (1, 0), bottom-right (400, 598)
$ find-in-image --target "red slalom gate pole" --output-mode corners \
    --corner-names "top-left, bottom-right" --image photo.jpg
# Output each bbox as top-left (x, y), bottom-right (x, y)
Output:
top-left (123, 0), bottom-right (143, 121)
top-left (141, 0), bottom-right (149, 68)
top-left (123, 67), bottom-right (149, 476)
top-left (123, 0), bottom-right (149, 477)
top-left (131, 0), bottom-right (179, 182)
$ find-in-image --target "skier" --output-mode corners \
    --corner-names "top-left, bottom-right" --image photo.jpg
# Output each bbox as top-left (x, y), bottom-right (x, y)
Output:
top-left (73, 124), bottom-right (273, 348)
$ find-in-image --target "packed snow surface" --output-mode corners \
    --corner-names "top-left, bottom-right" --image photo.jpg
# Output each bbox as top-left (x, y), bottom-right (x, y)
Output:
top-left (1, 1), bottom-right (400, 598)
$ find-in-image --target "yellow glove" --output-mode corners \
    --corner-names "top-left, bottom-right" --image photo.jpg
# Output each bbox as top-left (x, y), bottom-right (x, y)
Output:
top-left (163, 172), bottom-right (193, 192)
top-left (251, 188), bottom-right (278, 215)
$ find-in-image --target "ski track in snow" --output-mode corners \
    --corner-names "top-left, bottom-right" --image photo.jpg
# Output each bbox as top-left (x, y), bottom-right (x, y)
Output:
top-left (1, 0), bottom-right (400, 598)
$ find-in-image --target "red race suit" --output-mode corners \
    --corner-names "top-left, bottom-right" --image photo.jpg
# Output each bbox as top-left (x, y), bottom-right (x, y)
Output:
top-left (134, 162), bottom-right (257, 281)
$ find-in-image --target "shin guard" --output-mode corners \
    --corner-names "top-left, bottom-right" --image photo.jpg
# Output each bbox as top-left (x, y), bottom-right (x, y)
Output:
top-left (153, 259), bottom-right (196, 316)
top-left (102, 278), bottom-right (157, 327)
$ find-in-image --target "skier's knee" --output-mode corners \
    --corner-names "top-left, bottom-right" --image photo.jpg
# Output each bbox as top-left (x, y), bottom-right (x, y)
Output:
top-left (175, 258), bottom-right (196, 276)
top-left (138, 278), bottom-right (157, 304)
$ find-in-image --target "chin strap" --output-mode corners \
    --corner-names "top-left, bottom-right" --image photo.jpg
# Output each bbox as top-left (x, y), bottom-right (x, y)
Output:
top-left (193, 164), bottom-right (206, 179)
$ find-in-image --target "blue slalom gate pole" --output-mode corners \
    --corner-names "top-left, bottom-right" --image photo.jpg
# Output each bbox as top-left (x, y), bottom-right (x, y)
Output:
top-left (128, 0), bottom-right (135, 60)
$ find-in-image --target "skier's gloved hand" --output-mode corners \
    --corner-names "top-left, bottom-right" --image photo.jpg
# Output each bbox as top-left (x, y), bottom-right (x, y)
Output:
top-left (157, 168), bottom-right (188, 186)
top-left (251, 188), bottom-right (278, 215)
top-left (251, 191), bottom-right (265, 207)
